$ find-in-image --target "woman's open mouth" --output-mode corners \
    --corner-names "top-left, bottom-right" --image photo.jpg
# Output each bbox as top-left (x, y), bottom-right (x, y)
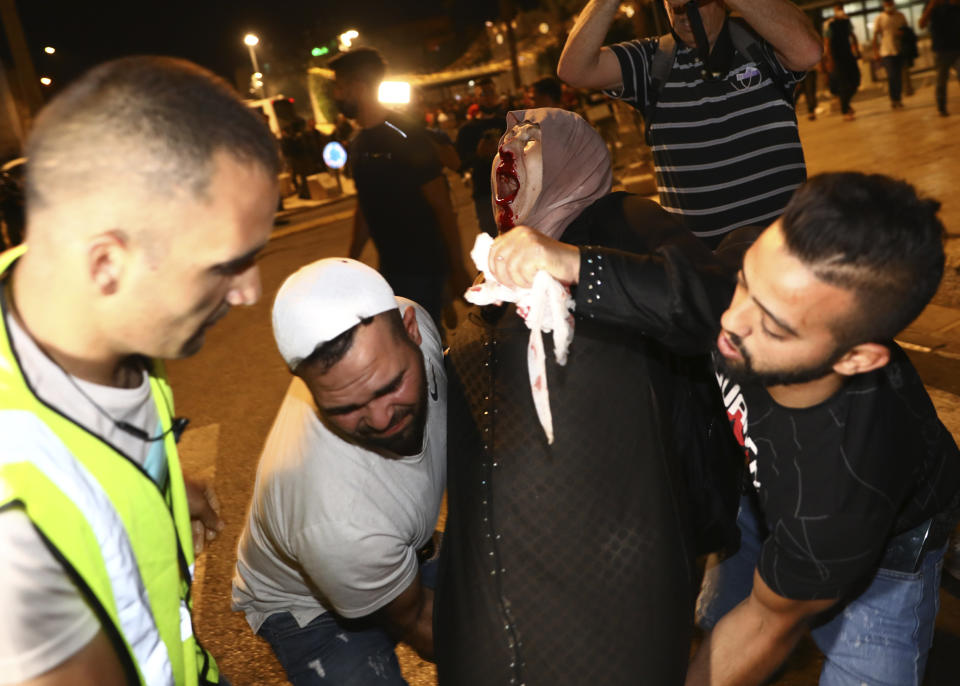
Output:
top-left (495, 148), bottom-right (520, 206)
top-left (496, 171), bottom-right (519, 204)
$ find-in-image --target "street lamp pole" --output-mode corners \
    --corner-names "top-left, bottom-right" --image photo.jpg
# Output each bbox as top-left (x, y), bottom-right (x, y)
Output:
top-left (243, 33), bottom-right (264, 98)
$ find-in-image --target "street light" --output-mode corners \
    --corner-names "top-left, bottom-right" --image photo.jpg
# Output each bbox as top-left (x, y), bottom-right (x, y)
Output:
top-left (243, 33), bottom-right (264, 98)
top-left (40, 77), bottom-right (51, 86)
top-left (378, 81), bottom-right (411, 105)
top-left (339, 30), bottom-right (359, 51)
top-left (44, 46), bottom-right (55, 55)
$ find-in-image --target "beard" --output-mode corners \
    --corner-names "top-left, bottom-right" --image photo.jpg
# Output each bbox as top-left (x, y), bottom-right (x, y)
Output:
top-left (714, 331), bottom-right (846, 387)
top-left (355, 396), bottom-right (428, 457)
top-left (326, 348), bottom-right (430, 458)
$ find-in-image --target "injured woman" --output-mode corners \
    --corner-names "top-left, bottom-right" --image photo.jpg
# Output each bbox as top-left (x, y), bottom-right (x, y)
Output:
top-left (434, 108), bottom-right (741, 685)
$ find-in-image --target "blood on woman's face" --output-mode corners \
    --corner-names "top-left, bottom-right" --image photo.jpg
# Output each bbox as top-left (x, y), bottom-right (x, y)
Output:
top-left (492, 121), bottom-right (543, 234)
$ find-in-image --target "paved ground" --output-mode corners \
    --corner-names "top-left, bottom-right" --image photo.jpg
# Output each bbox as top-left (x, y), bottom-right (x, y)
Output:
top-left (170, 78), bottom-right (960, 685)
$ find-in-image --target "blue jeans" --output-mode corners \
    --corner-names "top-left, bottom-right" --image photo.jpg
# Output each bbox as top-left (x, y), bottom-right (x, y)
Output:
top-left (696, 495), bottom-right (945, 686)
top-left (258, 612), bottom-right (407, 686)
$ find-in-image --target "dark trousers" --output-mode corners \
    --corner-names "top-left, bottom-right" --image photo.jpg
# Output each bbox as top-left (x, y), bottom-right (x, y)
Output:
top-left (384, 271), bottom-right (445, 326)
top-left (797, 71), bottom-right (817, 115)
top-left (935, 50), bottom-right (960, 112)
top-left (838, 78), bottom-right (857, 114)
top-left (883, 54), bottom-right (904, 102)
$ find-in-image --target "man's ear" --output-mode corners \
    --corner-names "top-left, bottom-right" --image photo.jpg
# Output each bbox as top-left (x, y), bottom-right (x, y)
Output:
top-left (402, 306), bottom-right (422, 347)
top-left (88, 231), bottom-right (129, 296)
top-left (832, 342), bottom-right (891, 377)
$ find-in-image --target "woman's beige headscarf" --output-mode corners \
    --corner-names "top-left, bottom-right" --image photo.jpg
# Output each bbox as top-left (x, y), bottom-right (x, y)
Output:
top-left (491, 107), bottom-right (613, 239)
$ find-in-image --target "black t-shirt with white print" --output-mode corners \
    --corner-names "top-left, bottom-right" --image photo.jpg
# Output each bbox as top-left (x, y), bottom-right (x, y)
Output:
top-left (716, 345), bottom-right (960, 600)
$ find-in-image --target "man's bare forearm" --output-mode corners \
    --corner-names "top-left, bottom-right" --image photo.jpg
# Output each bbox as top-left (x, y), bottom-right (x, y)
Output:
top-left (686, 571), bottom-right (836, 686)
top-left (378, 580), bottom-right (435, 661)
top-left (557, 0), bottom-right (623, 89)
top-left (725, 0), bottom-right (823, 71)
top-left (685, 602), bottom-right (805, 686)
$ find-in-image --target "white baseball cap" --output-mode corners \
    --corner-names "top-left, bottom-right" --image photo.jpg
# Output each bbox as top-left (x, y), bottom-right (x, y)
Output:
top-left (272, 258), bottom-right (398, 369)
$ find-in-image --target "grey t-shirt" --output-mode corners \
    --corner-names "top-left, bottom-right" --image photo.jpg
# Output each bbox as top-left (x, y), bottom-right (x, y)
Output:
top-left (232, 300), bottom-right (447, 631)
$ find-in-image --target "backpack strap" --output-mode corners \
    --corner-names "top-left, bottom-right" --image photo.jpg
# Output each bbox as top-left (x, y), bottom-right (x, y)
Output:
top-left (644, 20), bottom-right (794, 144)
top-left (728, 18), bottom-right (795, 103)
top-left (644, 33), bottom-right (677, 145)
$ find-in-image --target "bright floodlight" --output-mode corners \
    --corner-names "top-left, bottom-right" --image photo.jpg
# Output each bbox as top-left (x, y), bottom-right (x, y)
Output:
top-left (495, 33), bottom-right (505, 45)
top-left (40, 77), bottom-right (52, 86)
top-left (253, 72), bottom-right (262, 79)
top-left (378, 81), bottom-right (411, 105)
top-left (244, 33), bottom-right (259, 46)
top-left (44, 46), bottom-right (55, 54)
top-left (539, 22), bottom-right (550, 34)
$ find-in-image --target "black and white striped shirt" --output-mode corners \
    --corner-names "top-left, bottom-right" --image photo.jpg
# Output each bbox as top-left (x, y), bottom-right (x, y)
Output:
top-left (605, 23), bottom-right (807, 247)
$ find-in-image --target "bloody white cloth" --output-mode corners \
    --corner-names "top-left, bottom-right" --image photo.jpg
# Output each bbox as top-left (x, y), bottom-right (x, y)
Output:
top-left (464, 232), bottom-right (574, 444)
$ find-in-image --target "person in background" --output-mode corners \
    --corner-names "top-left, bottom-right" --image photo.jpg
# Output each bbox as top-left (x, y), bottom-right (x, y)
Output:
top-left (531, 76), bottom-right (565, 108)
top-left (329, 47), bottom-right (471, 323)
top-left (873, 0), bottom-right (909, 109)
top-left (455, 77), bottom-right (507, 238)
top-left (920, 0), bottom-right (960, 117)
top-left (824, 2), bottom-right (862, 121)
top-left (557, 0), bottom-right (821, 248)
top-left (795, 70), bottom-right (818, 121)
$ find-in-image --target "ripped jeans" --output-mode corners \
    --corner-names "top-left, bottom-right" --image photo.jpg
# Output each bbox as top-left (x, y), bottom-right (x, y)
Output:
top-left (258, 611), bottom-right (407, 686)
top-left (696, 495), bottom-right (945, 686)
top-left (258, 558), bottom-right (438, 686)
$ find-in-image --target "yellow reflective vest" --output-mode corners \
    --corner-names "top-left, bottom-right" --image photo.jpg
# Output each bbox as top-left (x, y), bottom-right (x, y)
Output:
top-left (0, 245), bottom-right (219, 685)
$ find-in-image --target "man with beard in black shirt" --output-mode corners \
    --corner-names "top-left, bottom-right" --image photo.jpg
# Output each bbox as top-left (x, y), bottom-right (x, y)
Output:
top-left (329, 48), bottom-right (471, 323)
top-left (482, 172), bottom-right (960, 686)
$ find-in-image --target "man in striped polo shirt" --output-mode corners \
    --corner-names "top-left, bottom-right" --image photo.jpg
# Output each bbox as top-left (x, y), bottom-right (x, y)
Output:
top-left (558, 0), bottom-right (822, 248)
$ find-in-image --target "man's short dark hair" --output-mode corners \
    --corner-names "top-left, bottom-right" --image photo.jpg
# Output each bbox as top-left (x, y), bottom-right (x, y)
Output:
top-left (532, 77), bottom-right (563, 104)
top-left (25, 56), bottom-right (280, 209)
top-left (295, 309), bottom-right (405, 376)
top-left (328, 48), bottom-right (387, 85)
top-left (780, 172), bottom-right (945, 347)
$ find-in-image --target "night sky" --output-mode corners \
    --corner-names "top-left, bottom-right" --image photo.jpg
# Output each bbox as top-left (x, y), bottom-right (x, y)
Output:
top-left (16, 0), bottom-right (449, 87)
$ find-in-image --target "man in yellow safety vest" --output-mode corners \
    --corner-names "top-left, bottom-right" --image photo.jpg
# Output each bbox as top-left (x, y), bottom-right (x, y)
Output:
top-left (0, 56), bottom-right (279, 685)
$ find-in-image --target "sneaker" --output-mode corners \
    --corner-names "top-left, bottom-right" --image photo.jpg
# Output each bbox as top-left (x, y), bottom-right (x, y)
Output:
top-left (892, 100), bottom-right (904, 109)
top-left (939, 108), bottom-right (949, 117)
top-left (807, 113), bottom-right (817, 121)
top-left (843, 112), bottom-right (856, 121)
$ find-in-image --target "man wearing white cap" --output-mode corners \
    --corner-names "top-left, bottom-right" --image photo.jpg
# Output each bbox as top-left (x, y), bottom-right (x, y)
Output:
top-left (232, 258), bottom-right (446, 685)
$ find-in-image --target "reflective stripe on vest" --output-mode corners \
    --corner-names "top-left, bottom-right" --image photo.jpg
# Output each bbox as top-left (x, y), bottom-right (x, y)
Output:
top-left (0, 245), bottom-right (218, 685)
top-left (0, 411), bottom-right (175, 684)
